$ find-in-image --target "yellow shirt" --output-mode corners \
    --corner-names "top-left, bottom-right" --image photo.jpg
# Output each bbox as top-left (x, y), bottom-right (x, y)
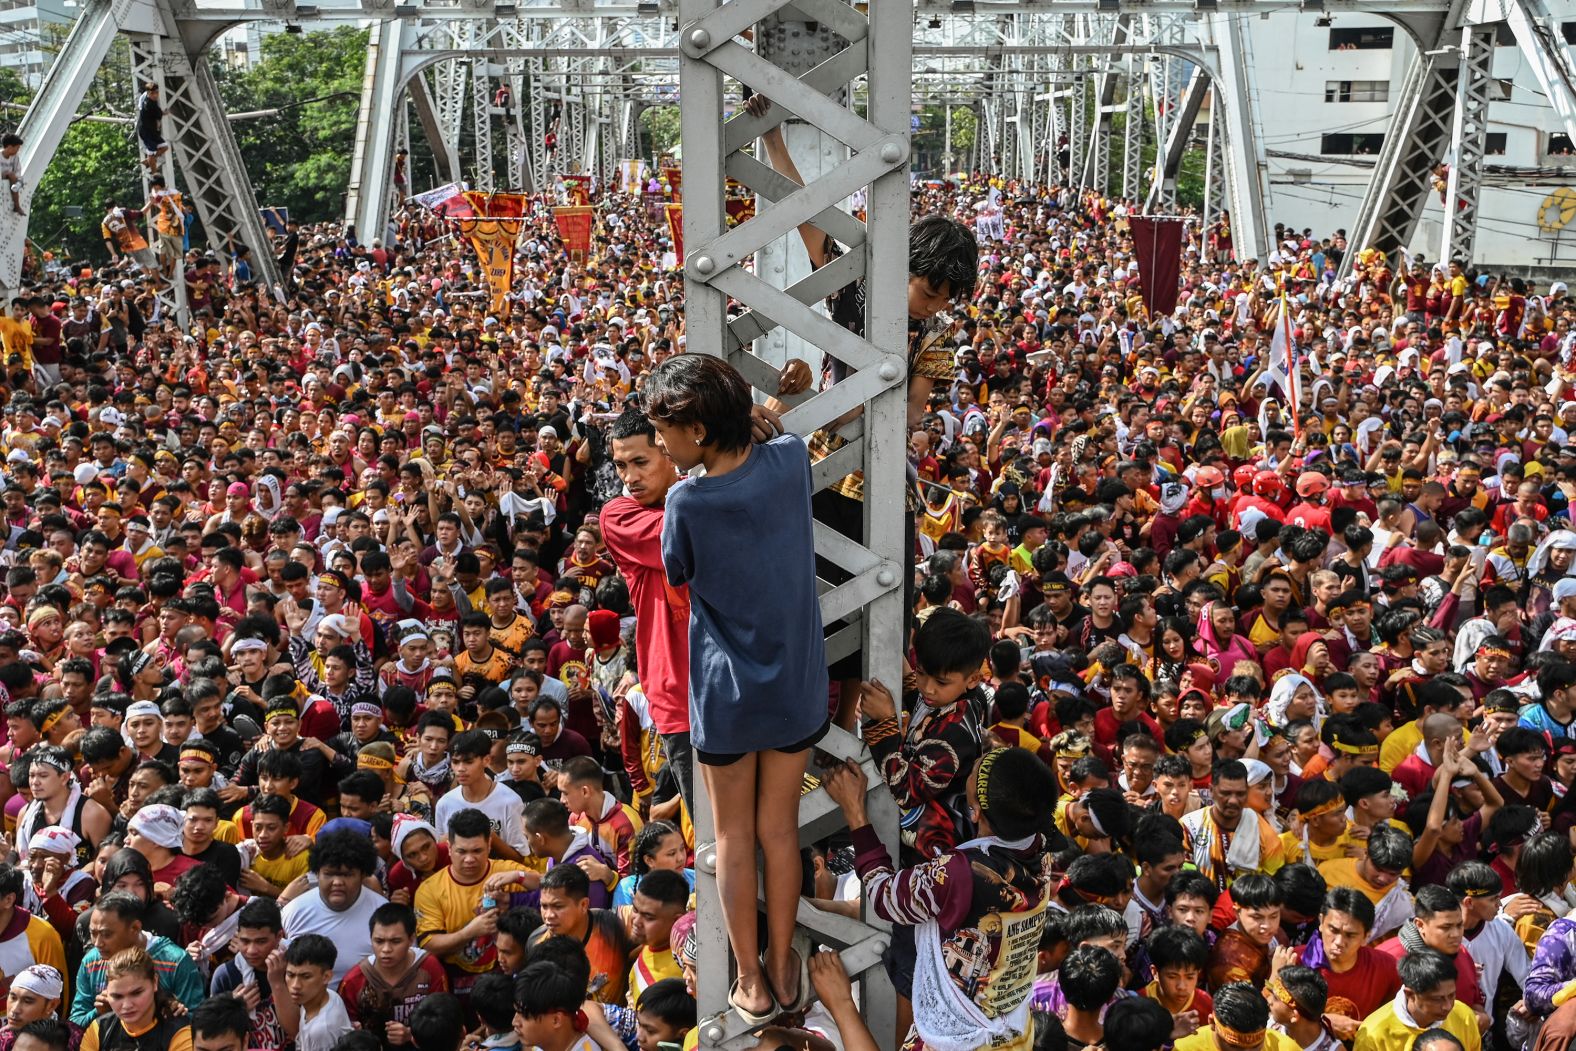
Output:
top-left (628, 943), bottom-right (682, 1008)
top-left (414, 858), bottom-right (522, 973)
top-left (252, 848), bottom-right (310, 890)
top-left (1176, 1029), bottom-right (1299, 1051)
top-left (1353, 998), bottom-right (1480, 1051)
top-left (1379, 720), bottom-right (1469, 773)
top-left (1279, 829), bottom-right (1354, 866)
top-left (0, 316), bottom-right (32, 369)
top-left (1317, 856), bottom-right (1396, 905)
top-left (215, 819), bottom-right (241, 845)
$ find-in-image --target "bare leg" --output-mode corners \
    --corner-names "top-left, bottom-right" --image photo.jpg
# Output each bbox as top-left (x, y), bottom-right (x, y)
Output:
top-left (834, 679), bottom-right (861, 731)
top-left (701, 755), bottom-right (771, 1016)
top-left (758, 746), bottom-right (810, 1005)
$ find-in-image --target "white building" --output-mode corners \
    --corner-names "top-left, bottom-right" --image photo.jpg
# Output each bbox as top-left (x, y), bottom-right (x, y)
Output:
top-left (0, 0), bottom-right (75, 89)
top-left (1246, 11), bottom-right (1576, 270)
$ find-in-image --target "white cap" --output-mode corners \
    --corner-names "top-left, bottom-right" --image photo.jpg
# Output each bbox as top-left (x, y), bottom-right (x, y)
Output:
top-left (72, 463), bottom-right (98, 485)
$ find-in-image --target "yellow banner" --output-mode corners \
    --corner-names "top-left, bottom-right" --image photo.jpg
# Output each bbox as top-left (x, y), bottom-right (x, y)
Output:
top-left (455, 217), bottom-right (523, 315)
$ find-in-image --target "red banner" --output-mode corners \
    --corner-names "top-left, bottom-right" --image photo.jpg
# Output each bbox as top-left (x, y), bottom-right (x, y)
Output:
top-left (661, 166), bottom-right (682, 201)
top-left (665, 204), bottom-right (683, 262)
top-left (463, 191), bottom-right (528, 219)
top-left (725, 196), bottom-right (755, 226)
top-left (1129, 215), bottom-right (1185, 317)
top-left (562, 174), bottom-right (592, 205)
top-left (553, 206), bottom-right (596, 260)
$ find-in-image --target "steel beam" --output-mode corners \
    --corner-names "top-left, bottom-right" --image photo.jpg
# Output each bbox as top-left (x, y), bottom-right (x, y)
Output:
top-left (1498, 0), bottom-right (1576, 147)
top-left (140, 0), bottom-right (282, 292)
top-left (1206, 10), bottom-right (1269, 261)
top-left (1439, 22), bottom-right (1494, 262)
top-left (1146, 65), bottom-right (1206, 210)
top-left (408, 71), bottom-right (461, 184)
top-left (0, 0), bottom-right (128, 291)
top-left (678, 0), bottom-right (906, 1048)
top-left (347, 18), bottom-right (413, 241)
top-left (1340, 7), bottom-right (1457, 274)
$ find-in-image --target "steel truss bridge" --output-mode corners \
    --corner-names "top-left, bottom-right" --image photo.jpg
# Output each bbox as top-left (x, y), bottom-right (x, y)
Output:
top-left (3, 1), bottom-right (1576, 1048)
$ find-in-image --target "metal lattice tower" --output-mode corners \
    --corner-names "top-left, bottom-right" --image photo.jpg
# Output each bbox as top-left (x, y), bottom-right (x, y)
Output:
top-left (676, 0), bottom-right (908, 1048)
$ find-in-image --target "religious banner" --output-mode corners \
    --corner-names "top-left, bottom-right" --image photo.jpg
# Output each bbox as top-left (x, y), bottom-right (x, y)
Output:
top-left (1128, 215), bottom-right (1185, 317)
top-left (454, 217), bottom-right (523, 314)
top-left (661, 166), bottom-right (682, 201)
top-left (463, 191), bottom-right (528, 219)
top-left (724, 196), bottom-right (755, 226)
top-left (618, 159), bottom-right (645, 194)
top-left (554, 206), bottom-right (596, 261)
top-left (664, 203), bottom-right (683, 261)
top-left (563, 174), bottom-right (592, 205)
top-left (412, 183), bottom-right (475, 218)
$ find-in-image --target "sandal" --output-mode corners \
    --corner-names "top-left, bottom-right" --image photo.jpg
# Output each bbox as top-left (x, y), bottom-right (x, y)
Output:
top-left (772, 946), bottom-right (814, 1014)
top-left (728, 978), bottom-right (779, 1027)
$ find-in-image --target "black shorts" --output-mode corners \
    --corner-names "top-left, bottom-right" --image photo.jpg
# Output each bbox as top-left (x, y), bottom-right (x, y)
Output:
top-left (696, 717), bottom-right (830, 768)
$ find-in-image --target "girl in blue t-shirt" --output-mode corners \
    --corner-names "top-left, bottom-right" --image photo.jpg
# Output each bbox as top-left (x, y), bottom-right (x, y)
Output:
top-left (611, 820), bottom-right (696, 908)
top-left (647, 353), bottom-right (828, 1024)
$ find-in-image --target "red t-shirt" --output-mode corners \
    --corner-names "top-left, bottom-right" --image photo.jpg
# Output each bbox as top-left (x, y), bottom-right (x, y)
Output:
top-left (600, 496), bottom-right (690, 735)
top-left (152, 854), bottom-right (203, 887)
top-left (1376, 934), bottom-right (1482, 1008)
top-left (1308, 944), bottom-right (1401, 1020)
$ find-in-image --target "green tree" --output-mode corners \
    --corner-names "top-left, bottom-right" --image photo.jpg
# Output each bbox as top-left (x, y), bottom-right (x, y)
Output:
top-left (641, 106), bottom-right (682, 156)
top-left (212, 25), bottom-right (368, 223)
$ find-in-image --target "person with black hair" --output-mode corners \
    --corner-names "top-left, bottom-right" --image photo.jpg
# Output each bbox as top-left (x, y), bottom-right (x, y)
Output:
top-left (511, 960), bottom-right (596, 1051)
top-left (187, 993), bottom-right (251, 1051)
top-left (1174, 981), bottom-right (1295, 1051)
top-left (1264, 964), bottom-right (1337, 1051)
top-left (432, 730), bottom-right (529, 861)
top-left (1206, 873), bottom-right (1282, 988)
top-left (1354, 950), bottom-right (1480, 1051)
top-left (634, 976), bottom-right (696, 1051)
top-left (602, 406), bottom-right (694, 812)
top-left (626, 869), bottom-right (687, 1005)
top-left (1059, 945), bottom-right (1122, 1050)
top-left (1144, 925), bottom-right (1212, 1031)
top-left (1375, 885), bottom-right (1485, 1020)
top-left (824, 747), bottom-right (1054, 1051)
top-left (273, 932), bottom-right (352, 1051)
top-left (1317, 825), bottom-right (1416, 943)
top-left (339, 902), bottom-right (449, 1047)
top-left (1165, 871), bottom-right (1220, 938)
top-left (209, 898), bottom-right (287, 1049)
top-left (1295, 888), bottom-right (1399, 1040)
top-left (168, 862), bottom-right (246, 973)
top-left (279, 830), bottom-right (387, 991)
top-left (1446, 859), bottom-right (1529, 1011)
top-left (412, 807), bottom-right (522, 995)
top-left (518, 866), bottom-right (632, 1008)
top-left (1131, 831), bottom-right (1186, 928)
top-left (1180, 760), bottom-right (1286, 890)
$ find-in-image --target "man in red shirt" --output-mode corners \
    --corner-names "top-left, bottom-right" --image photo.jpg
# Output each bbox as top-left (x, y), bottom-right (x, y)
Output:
top-left (1375, 885), bottom-right (1485, 1019)
top-left (1300, 886), bottom-right (1401, 1039)
top-left (600, 408), bottom-right (692, 806)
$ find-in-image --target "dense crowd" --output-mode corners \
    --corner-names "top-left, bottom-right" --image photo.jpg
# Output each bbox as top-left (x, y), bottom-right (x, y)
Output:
top-left (0, 95), bottom-right (1573, 1051)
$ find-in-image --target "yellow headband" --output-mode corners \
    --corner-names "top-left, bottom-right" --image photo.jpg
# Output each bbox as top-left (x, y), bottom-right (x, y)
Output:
top-left (179, 748), bottom-right (214, 767)
top-left (39, 708), bottom-right (66, 735)
top-left (1331, 739), bottom-right (1380, 757)
top-left (358, 755), bottom-right (394, 771)
top-left (1214, 1021), bottom-right (1267, 1048)
top-left (1300, 796), bottom-right (1346, 820)
top-left (975, 748), bottom-right (1006, 814)
top-left (1265, 977), bottom-right (1298, 1011)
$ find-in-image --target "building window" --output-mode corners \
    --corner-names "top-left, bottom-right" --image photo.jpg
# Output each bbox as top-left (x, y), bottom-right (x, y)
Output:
top-left (1328, 26), bottom-right (1394, 50)
top-left (1494, 22), bottom-right (1516, 45)
top-left (1485, 132), bottom-right (1507, 155)
top-left (1563, 21), bottom-right (1576, 45)
top-left (1324, 80), bottom-right (1389, 102)
top-left (1321, 132), bottom-right (1385, 154)
top-left (1551, 132), bottom-right (1575, 157)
